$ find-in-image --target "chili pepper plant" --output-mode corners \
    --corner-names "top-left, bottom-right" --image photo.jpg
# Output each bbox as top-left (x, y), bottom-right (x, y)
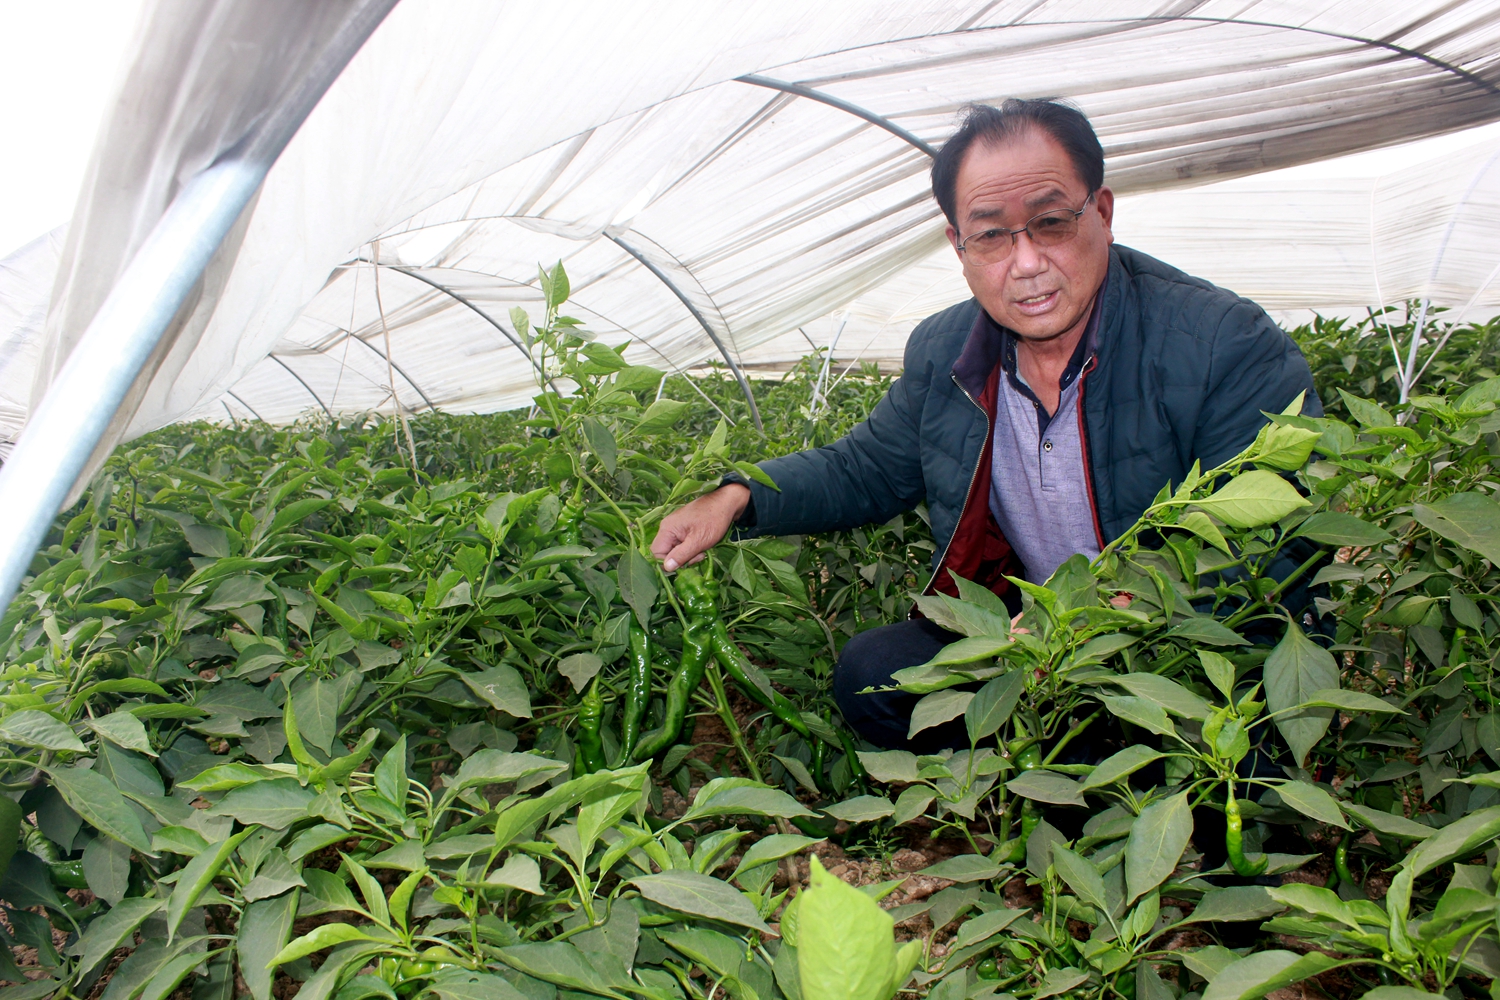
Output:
top-left (4, 272), bottom-right (1500, 1000)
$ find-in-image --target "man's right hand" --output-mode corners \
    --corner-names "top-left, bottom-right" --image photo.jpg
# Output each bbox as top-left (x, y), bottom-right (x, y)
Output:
top-left (650, 483), bottom-right (751, 571)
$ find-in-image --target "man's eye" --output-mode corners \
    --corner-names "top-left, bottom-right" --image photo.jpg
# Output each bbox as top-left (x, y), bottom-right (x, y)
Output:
top-left (971, 230), bottom-right (1005, 245)
top-left (1032, 215), bottom-right (1068, 231)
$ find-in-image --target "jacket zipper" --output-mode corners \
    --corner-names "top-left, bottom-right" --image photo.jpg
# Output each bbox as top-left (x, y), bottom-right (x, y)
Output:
top-left (923, 373), bottom-right (992, 596)
top-left (1075, 354), bottom-right (1106, 550)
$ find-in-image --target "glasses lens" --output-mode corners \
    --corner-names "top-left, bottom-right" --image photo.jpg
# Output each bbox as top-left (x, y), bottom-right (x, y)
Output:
top-left (1028, 211), bottom-right (1078, 246)
top-left (963, 230), bottom-right (1012, 264)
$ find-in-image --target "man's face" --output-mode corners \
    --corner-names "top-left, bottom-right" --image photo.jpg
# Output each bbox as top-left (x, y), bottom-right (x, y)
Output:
top-left (945, 128), bottom-right (1114, 342)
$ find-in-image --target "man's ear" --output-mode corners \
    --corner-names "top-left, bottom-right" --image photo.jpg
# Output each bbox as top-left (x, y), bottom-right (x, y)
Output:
top-left (945, 223), bottom-right (961, 257)
top-left (1095, 186), bottom-right (1115, 243)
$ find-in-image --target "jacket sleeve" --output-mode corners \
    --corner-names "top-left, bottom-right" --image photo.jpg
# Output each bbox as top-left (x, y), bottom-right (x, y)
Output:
top-left (732, 322), bottom-right (937, 538)
top-left (1192, 299), bottom-right (1321, 469)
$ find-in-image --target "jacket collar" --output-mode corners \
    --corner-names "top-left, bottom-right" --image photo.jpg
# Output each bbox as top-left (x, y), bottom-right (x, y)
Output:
top-left (951, 249), bottom-right (1118, 400)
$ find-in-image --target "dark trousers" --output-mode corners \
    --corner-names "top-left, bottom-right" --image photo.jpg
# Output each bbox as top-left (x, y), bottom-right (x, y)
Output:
top-left (833, 619), bottom-right (966, 752)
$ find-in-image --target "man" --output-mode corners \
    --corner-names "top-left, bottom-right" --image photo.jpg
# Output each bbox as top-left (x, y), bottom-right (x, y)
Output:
top-left (650, 99), bottom-right (1318, 750)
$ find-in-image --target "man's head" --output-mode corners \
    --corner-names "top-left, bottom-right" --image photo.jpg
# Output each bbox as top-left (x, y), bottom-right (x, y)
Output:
top-left (932, 100), bottom-right (1114, 343)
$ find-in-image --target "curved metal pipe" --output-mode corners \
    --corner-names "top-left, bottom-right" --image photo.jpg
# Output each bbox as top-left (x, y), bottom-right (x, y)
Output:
top-left (225, 390), bottom-right (265, 423)
top-left (606, 234), bottom-right (763, 432)
top-left (377, 263), bottom-right (559, 392)
top-left (270, 355), bottom-right (333, 420)
top-left (342, 332), bottom-right (438, 411)
top-left (737, 74), bottom-right (937, 158)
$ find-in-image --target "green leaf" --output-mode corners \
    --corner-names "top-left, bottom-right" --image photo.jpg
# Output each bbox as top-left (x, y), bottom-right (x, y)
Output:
top-left (1006, 770), bottom-right (1085, 807)
top-left (634, 399), bottom-right (690, 435)
top-left (1271, 781), bottom-right (1349, 830)
top-left (179, 762), bottom-right (278, 793)
top-left (425, 972), bottom-right (532, 1000)
top-left (87, 712), bottom-right (156, 756)
top-left (1098, 694), bottom-right (1175, 737)
top-left (1360, 989), bottom-right (1445, 1000)
top-left (459, 665), bottom-right (532, 718)
top-left (1125, 791), bottom-right (1192, 903)
top-left (207, 777), bottom-right (316, 829)
top-left (294, 942), bottom-right (390, 1000)
top-left (83, 833), bottom-right (132, 904)
top-left (48, 765), bottom-right (152, 852)
top-left (1200, 949), bottom-right (1341, 1000)
top-left (906, 690), bottom-right (973, 740)
top-left (1165, 618), bottom-right (1249, 647)
top-left (822, 796), bottom-right (895, 823)
top-left (1080, 746), bottom-right (1163, 792)
top-left (1295, 688), bottom-right (1402, 714)
top-left (1175, 511), bottom-right (1231, 554)
top-left (1200, 650), bottom-right (1238, 700)
top-left (797, 856), bottom-right (913, 1000)
top-left (70, 897), bottom-right (161, 977)
top-left (1252, 422), bottom-right (1322, 471)
top-left (269, 923), bottom-right (389, 967)
top-left (492, 941), bottom-right (630, 998)
top-left (1051, 844), bottom-right (1108, 911)
top-left (581, 417), bottom-right (618, 475)
top-left (919, 854), bottom-right (1004, 882)
top-left (0, 710), bottom-right (85, 752)
top-left (855, 750), bottom-right (919, 785)
top-left (239, 892), bottom-right (300, 1000)
top-left (1340, 802), bottom-right (1433, 840)
top-left (485, 855), bottom-right (542, 894)
top-left (618, 550), bottom-right (658, 628)
top-left (629, 870), bottom-right (771, 932)
top-left (1337, 389), bottom-right (1394, 428)
top-left (1106, 673), bottom-right (1212, 720)
top-left (911, 635), bottom-right (1011, 669)
top-left (965, 671), bottom-right (1025, 743)
top-left (521, 545), bottom-right (593, 568)
top-left (731, 835), bottom-right (821, 882)
top-left (167, 827), bottom-right (254, 940)
top-left (682, 777), bottom-right (815, 821)
top-left (1182, 886), bottom-right (1283, 924)
top-left (1263, 620), bottom-right (1338, 767)
top-left (1191, 470), bottom-right (1310, 529)
top-left (1413, 492), bottom-right (1500, 564)
top-left (1293, 511), bottom-right (1393, 547)
top-left (556, 653), bottom-right (604, 693)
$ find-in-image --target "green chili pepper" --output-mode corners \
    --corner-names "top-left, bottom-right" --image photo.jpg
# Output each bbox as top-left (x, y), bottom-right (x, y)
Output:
top-left (1004, 799), bottom-right (1040, 863)
top-left (48, 859), bottom-right (89, 889)
top-left (975, 959), bottom-right (1000, 981)
top-left (555, 483), bottom-right (585, 545)
top-left (621, 622), bottom-right (653, 759)
top-left (576, 677), bottom-right (607, 774)
top-left (632, 620), bottom-right (713, 761)
top-left (1332, 835), bottom-right (1357, 889)
top-left (1225, 783), bottom-right (1268, 877)
top-left (838, 719), bottom-right (866, 791)
top-left (809, 737), bottom-right (829, 795)
top-left (709, 622), bottom-right (812, 740)
top-left (1015, 745), bottom-right (1041, 770)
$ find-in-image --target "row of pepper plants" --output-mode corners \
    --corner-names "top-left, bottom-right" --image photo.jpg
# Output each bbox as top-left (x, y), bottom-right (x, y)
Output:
top-left (2, 273), bottom-right (1500, 1000)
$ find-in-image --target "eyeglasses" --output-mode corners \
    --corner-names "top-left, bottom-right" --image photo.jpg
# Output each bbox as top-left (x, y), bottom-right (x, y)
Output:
top-left (956, 192), bottom-right (1096, 266)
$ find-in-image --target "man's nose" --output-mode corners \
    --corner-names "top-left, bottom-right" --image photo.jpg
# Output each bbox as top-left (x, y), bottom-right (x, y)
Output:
top-left (1009, 230), bottom-right (1047, 275)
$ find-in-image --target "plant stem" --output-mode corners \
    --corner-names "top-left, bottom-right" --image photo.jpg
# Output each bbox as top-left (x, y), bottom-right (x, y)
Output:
top-left (705, 662), bottom-right (762, 783)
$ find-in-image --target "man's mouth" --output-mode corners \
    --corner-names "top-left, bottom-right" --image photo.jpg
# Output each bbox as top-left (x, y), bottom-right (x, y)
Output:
top-left (1014, 290), bottom-right (1058, 315)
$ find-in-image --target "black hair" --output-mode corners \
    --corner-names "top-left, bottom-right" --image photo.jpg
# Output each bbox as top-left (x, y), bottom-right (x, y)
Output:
top-left (930, 99), bottom-right (1104, 227)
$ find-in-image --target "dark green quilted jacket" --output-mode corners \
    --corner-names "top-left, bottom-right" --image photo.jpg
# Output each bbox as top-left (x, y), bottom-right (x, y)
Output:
top-left (736, 244), bottom-right (1319, 597)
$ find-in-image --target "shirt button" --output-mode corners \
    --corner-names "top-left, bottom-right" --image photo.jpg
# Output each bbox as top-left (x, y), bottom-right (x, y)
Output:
top-left (1043, 440), bottom-right (1053, 452)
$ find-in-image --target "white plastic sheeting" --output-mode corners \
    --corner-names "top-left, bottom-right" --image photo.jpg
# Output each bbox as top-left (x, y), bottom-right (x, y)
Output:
top-left (9, 0), bottom-right (1500, 439)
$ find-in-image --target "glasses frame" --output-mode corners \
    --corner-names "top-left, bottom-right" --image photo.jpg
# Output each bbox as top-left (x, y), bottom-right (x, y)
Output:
top-left (955, 191), bottom-right (1098, 264)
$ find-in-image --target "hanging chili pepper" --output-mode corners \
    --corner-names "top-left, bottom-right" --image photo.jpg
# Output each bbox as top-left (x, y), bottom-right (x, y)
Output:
top-left (576, 677), bottom-right (607, 774)
top-left (1225, 781), bottom-right (1268, 877)
top-left (839, 725), bottom-right (868, 791)
top-left (809, 737), bottom-right (828, 794)
top-left (632, 619), bottom-right (713, 761)
top-left (1332, 834), bottom-right (1358, 889)
top-left (621, 621), bottom-right (653, 759)
top-left (554, 483), bottom-right (585, 545)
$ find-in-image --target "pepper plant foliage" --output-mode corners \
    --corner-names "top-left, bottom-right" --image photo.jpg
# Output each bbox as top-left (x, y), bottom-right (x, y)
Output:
top-left (5, 271), bottom-right (1500, 1000)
